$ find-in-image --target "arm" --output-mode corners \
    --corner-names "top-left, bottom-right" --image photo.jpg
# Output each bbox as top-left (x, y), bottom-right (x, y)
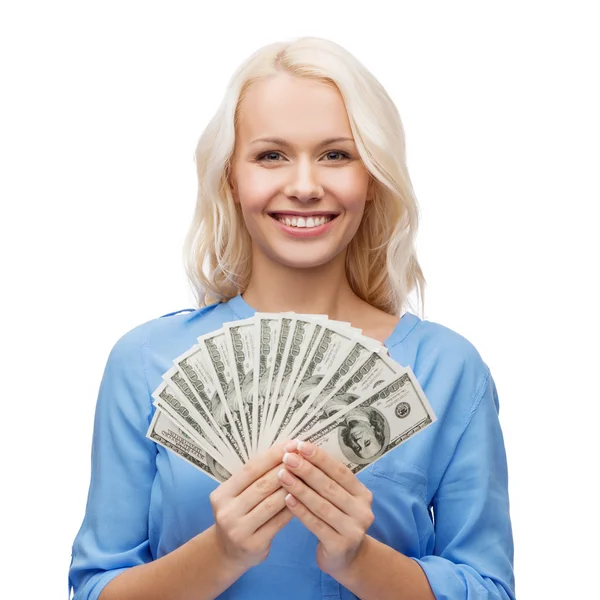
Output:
top-left (99, 526), bottom-right (246, 600)
top-left (68, 327), bottom-right (158, 600)
top-left (68, 325), bottom-right (293, 600)
top-left (410, 369), bottom-right (516, 599)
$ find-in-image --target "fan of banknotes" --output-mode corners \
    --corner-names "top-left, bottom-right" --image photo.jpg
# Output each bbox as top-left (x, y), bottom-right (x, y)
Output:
top-left (146, 312), bottom-right (437, 482)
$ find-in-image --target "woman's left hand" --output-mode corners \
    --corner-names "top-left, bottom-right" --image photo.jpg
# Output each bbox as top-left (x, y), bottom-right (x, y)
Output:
top-left (276, 439), bottom-right (374, 577)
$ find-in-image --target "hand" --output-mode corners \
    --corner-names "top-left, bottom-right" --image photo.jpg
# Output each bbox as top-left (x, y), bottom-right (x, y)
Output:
top-left (276, 440), bottom-right (374, 577)
top-left (209, 441), bottom-right (294, 571)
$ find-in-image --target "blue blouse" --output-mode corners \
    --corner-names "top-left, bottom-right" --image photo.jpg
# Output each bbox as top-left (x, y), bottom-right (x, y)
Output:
top-left (68, 294), bottom-right (516, 599)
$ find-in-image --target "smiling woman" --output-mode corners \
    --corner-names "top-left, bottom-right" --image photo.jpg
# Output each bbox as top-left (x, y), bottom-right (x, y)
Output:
top-left (185, 41), bottom-right (424, 320)
top-left (69, 35), bottom-right (516, 600)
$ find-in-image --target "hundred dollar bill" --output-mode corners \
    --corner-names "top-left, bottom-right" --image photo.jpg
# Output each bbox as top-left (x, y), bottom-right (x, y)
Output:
top-left (173, 342), bottom-right (246, 465)
top-left (261, 316), bottom-right (316, 448)
top-left (197, 329), bottom-right (250, 460)
top-left (274, 322), bottom-right (356, 442)
top-left (161, 366), bottom-right (241, 466)
top-left (222, 318), bottom-right (256, 456)
top-left (292, 349), bottom-right (403, 438)
top-left (260, 315), bottom-right (294, 450)
top-left (266, 321), bottom-right (324, 445)
top-left (304, 369), bottom-right (436, 473)
top-left (152, 379), bottom-right (238, 473)
top-left (146, 409), bottom-right (232, 483)
top-left (152, 396), bottom-right (230, 468)
top-left (253, 314), bottom-right (284, 454)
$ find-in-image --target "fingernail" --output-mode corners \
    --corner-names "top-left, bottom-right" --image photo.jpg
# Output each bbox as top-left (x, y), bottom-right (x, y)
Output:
top-left (277, 468), bottom-right (295, 486)
top-left (282, 452), bottom-right (300, 468)
top-left (285, 493), bottom-right (298, 507)
top-left (283, 439), bottom-right (298, 452)
top-left (297, 441), bottom-right (315, 456)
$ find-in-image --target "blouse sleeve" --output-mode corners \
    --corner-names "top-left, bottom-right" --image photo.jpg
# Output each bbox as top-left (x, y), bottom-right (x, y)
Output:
top-left (411, 369), bottom-right (516, 599)
top-left (68, 326), bottom-right (157, 600)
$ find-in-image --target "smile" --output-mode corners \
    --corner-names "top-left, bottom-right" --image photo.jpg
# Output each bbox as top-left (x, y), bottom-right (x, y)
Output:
top-left (271, 214), bottom-right (336, 228)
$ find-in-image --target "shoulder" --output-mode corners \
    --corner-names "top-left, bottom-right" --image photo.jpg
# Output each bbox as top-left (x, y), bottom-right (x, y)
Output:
top-left (107, 303), bottom-right (224, 361)
top-left (416, 317), bottom-right (486, 368)
top-left (388, 314), bottom-right (492, 419)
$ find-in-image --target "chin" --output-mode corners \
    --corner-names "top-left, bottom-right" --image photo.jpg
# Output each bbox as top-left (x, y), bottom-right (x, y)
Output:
top-left (274, 254), bottom-right (338, 270)
top-left (263, 242), bottom-right (347, 270)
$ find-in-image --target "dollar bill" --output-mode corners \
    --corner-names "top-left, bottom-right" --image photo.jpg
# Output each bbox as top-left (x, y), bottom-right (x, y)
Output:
top-left (304, 368), bottom-right (436, 473)
top-left (253, 314), bottom-right (283, 454)
top-left (261, 317), bottom-right (316, 448)
top-left (260, 315), bottom-right (294, 450)
top-left (147, 409), bottom-right (232, 483)
top-left (146, 312), bottom-right (436, 478)
top-left (222, 318), bottom-right (256, 456)
top-left (274, 323), bottom-right (356, 442)
top-left (152, 379), bottom-right (238, 472)
top-left (161, 365), bottom-right (242, 466)
top-left (173, 343), bottom-right (246, 465)
top-left (197, 329), bottom-right (250, 460)
top-left (293, 349), bottom-right (403, 438)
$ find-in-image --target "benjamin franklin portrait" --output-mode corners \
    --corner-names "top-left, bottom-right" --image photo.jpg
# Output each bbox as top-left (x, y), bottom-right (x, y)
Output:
top-left (338, 406), bottom-right (389, 464)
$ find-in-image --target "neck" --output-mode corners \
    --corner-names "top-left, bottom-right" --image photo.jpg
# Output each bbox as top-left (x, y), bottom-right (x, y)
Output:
top-left (242, 249), bottom-right (360, 320)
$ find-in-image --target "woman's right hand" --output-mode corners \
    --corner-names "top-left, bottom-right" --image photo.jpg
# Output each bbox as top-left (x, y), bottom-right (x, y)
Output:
top-left (209, 441), bottom-right (294, 571)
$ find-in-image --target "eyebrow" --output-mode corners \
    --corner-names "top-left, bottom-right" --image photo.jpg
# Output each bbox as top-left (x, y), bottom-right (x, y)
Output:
top-left (250, 136), bottom-right (355, 148)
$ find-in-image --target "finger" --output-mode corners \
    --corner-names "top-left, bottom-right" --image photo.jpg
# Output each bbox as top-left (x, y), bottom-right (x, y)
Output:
top-left (243, 488), bottom-right (288, 533)
top-left (280, 451), bottom-right (355, 516)
top-left (277, 467), bottom-right (352, 537)
top-left (254, 505), bottom-right (294, 545)
top-left (295, 440), bottom-right (369, 498)
top-left (236, 464), bottom-right (284, 514)
top-left (284, 493), bottom-right (341, 544)
top-left (218, 440), bottom-right (290, 498)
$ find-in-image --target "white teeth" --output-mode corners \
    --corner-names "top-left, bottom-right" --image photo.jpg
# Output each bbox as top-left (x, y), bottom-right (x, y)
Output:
top-left (276, 215), bottom-right (333, 228)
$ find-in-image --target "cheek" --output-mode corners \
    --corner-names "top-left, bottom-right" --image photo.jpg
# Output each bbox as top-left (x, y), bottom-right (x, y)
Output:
top-left (328, 168), bottom-right (369, 209)
top-left (236, 169), bottom-right (279, 212)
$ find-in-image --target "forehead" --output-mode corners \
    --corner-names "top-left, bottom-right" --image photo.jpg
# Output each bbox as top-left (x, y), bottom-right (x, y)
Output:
top-left (236, 74), bottom-right (353, 143)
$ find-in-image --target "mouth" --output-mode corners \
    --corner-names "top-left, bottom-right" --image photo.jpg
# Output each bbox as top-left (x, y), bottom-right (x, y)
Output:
top-left (268, 212), bottom-right (339, 229)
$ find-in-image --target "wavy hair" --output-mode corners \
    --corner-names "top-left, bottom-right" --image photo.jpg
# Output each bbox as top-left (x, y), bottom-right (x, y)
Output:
top-left (183, 36), bottom-right (425, 317)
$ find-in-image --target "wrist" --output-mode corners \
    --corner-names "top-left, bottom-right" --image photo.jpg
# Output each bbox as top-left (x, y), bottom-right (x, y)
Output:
top-left (324, 535), bottom-right (373, 585)
top-left (200, 526), bottom-right (251, 580)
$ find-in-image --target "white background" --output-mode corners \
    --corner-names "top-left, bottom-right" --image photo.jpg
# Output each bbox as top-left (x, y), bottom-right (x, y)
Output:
top-left (1, 1), bottom-right (598, 598)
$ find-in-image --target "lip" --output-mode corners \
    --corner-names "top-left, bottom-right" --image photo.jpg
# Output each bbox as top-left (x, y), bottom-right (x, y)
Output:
top-left (270, 214), bottom-right (338, 238)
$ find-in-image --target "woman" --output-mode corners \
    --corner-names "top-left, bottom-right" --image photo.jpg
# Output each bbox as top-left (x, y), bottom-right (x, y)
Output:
top-left (69, 36), bottom-right (516, 600)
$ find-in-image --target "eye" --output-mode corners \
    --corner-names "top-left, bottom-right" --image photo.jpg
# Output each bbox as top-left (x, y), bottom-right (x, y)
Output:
top-left (323, 150), bottom-right (352, 161)
top-left (256, 150), bottom-right (353, 163)
top-left (257, 151), bottom-right (284, 162)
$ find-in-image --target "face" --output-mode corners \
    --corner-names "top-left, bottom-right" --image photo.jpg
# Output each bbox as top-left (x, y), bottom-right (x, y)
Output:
top-left (230, 73), bottom-right (371, 270)
top-left (347, 420), bottom-right (381, 460)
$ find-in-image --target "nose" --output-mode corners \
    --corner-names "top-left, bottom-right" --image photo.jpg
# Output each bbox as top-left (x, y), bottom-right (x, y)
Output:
top-left (283, 157), bottom-right (325, 203)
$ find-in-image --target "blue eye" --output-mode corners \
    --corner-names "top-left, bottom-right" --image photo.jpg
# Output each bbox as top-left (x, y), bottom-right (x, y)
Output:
top-left (257, 150), bottom-right (352, 162)
top-left (258, 152), bottom-right (283, 162)
top-left (324, 151), bottom-right (351, 161)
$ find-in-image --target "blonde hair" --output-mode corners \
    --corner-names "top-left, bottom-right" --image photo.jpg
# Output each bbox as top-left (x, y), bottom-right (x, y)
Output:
top-left (183, 36), bottom-right (425, 317)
